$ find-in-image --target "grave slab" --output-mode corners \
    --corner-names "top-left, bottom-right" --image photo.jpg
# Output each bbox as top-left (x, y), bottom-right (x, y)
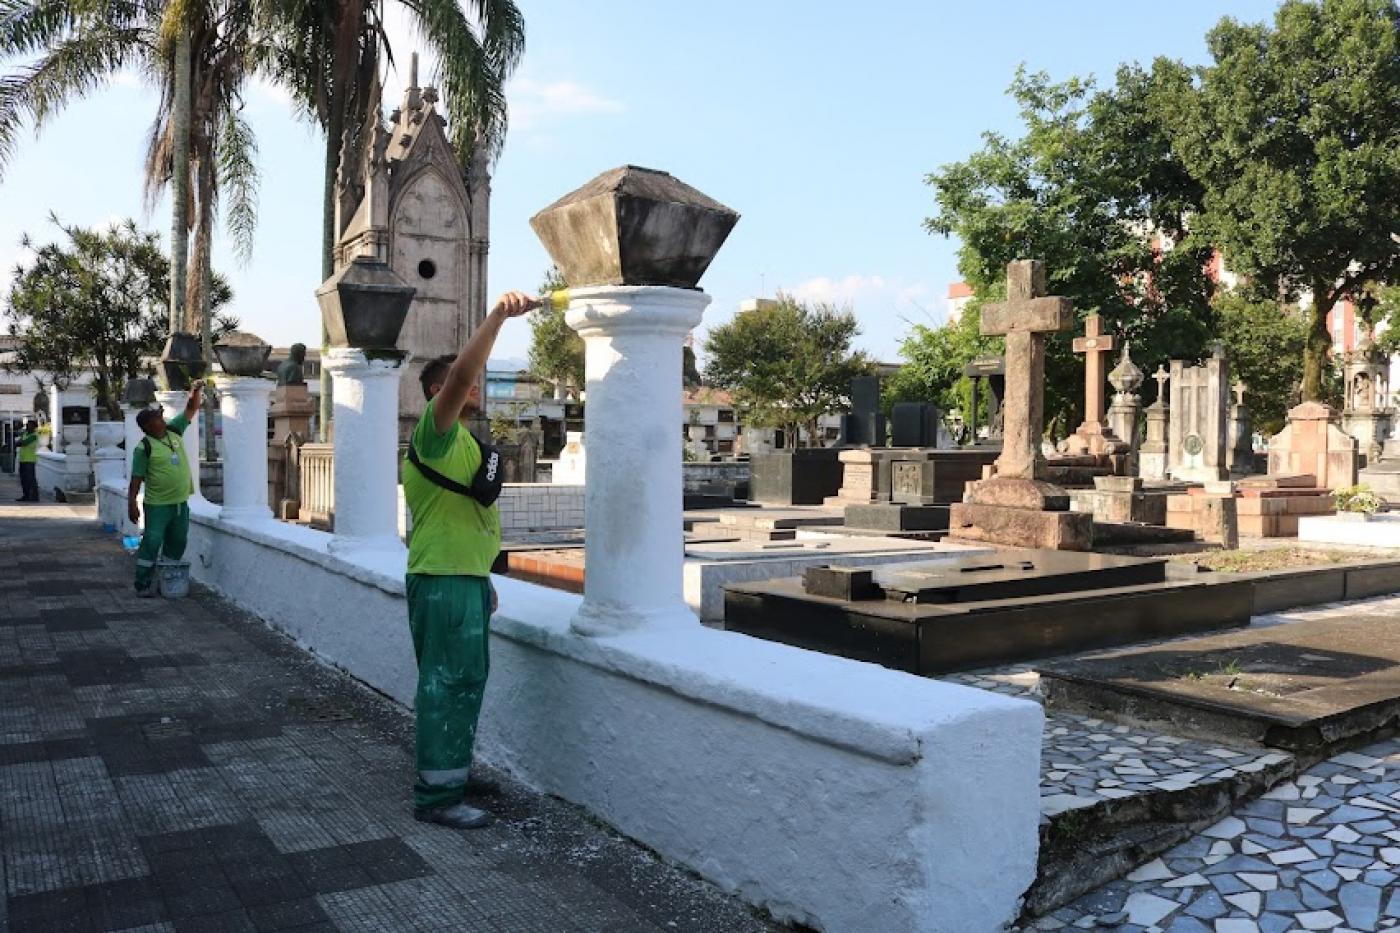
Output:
top-left (1039, 613), bottom-right (1400, 754)
top-left (725, 550), bottom-right (1251, 673)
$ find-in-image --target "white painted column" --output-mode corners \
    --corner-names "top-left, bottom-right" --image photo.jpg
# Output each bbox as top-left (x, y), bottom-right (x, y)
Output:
top-left (156, 390), bottom-right (203, 499)
top-left (123, 407), bottom-right (144, 479)
top-left (566, 286), bottom-right (711, 636)
top-left (323, 348), bottom-right (406, 553)
top-left (218, 377), bottom-right (274, 522)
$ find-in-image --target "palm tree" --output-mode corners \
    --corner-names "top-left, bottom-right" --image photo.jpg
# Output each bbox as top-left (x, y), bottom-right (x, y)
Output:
top-left (141, 0), bottom-right (264, 452)
top-left (261, 0), bottom-right (525, 438)
top-left (0, 0), bottom-right (259, 402)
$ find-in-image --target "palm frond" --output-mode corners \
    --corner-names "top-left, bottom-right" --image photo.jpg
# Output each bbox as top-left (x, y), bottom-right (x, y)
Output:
top-left (0, 26), bottom-right (148, 175)
top-left (399, 0), bottom-right (508, 162)
top-left (216, 107), bottom-right (257, 262)
top-left (0, 0), bottom-right (82, 58)
top-left (460, 0), bottom-right (523, 77)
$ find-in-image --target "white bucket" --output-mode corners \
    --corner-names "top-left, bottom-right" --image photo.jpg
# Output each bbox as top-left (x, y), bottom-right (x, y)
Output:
top-left (157, 560), bottom-right (191, 599)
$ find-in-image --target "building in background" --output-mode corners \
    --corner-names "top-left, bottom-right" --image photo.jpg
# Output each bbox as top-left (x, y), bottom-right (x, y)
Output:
top-left (946, 281), bottom-right (973, 325)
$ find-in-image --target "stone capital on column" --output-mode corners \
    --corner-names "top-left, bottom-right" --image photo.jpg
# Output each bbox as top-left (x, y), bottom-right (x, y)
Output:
top-left (322, 347), bottom-right (408, 383)
top-left (218, 376), bottom-right (276, 523)
top-left (565, 286), bottom-right (711, 340)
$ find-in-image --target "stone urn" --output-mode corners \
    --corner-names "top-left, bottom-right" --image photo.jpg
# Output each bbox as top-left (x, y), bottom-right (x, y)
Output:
top-left (1335, 510), bottom-right (1374, 523)
top-left (160, 333), bottom-right (208, 390)
top-left (123, 376), bottom-right (158, 407)
top-left (316, 257), bottom-right (415, 350)
top-left (214, 332), bottom-right (273, 377)
top-left (529, 165), bottom-right (739, 289)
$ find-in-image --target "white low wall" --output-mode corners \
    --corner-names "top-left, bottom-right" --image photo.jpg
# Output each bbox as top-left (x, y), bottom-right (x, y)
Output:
top-left (97, 480), bottom-right (1043, 932)
top-left (1299, 513), bottom-right (1400, 549)
top-left (37, 450), bottom-right (92, 498)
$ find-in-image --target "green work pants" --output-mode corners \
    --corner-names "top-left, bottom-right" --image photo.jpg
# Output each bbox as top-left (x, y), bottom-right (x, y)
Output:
top-left (135, 502), bottom-right (190, 591)
top-left (406, 574), bottom-right (492, 810)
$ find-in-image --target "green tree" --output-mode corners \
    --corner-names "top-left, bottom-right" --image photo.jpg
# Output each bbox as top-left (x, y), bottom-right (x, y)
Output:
top-left (1214, 293), bottom-right (1308, 435)
top-left (926, 64), bottom-right (1218, 432)
top-left (527, 265), bottom-right (582, 397)
top-left (1169, 0), bottom-right (1400, 401)
top-left (884, 305), bottom-right (998, 426)
top-left (3, 218), bottom-right (234, 419)
top-left (703, 296), bottom-right (873, 446)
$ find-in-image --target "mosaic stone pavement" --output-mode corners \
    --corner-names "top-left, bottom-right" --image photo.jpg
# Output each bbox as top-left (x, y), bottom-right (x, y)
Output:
top-left (1024, 737), bottom-right (1400, 932)
top-left (0, 477), bottom-right (774, 933)
top-left (941, 666), bottom-right (1295, 822)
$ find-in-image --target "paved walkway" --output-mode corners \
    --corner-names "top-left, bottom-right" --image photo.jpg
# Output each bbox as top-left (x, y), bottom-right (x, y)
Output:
top-left (0, 473), bottom-right (774, 933)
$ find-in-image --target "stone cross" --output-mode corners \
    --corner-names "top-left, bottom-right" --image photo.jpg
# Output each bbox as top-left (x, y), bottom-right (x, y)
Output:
top-left (1072, 314), bottom-right (1116, 429)
top-left (980, 260), bottom-right (1073, 480)
top-left (1233, 380), bottom-right (1247, 406)
top-left (1152, 365), bottom-right (1170, 404)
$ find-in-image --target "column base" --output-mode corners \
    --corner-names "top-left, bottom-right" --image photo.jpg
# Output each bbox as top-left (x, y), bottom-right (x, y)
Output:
top-left (570, 599), bottom-right (698, 637)
top-left (327, 535), bottom-right (404, 557)
top-left (219, 505), bottom-right (274, 524)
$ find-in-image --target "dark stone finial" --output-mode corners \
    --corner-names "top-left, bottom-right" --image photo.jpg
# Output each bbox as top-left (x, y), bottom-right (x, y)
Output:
top-left (529, 165), bottom-right (739, 290)
top-left (316, 257), bottom-right (415, 350)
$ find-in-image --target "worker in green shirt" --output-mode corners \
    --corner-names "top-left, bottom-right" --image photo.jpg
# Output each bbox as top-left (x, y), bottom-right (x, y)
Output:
top-left (402, 289), bottom-right (534, 830)
top-left (127, 381), bottom-right (203, 596)
top-left (15, 418), bottom-right (39, 502)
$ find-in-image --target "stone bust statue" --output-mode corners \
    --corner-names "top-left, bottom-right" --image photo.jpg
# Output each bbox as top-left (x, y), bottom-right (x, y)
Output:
top-left (276, 343), bottom-right (307, 386)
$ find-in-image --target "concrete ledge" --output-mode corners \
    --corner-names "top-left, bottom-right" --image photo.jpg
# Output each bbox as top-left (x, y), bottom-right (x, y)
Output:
top-left (99, 480), bottom-right (1043, 932)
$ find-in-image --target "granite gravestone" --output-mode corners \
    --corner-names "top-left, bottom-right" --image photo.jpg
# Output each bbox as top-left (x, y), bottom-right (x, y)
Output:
top-left (839, 375), bottom-right (886, 447)
top-left (1168, 347), bottom-right (1230, 482)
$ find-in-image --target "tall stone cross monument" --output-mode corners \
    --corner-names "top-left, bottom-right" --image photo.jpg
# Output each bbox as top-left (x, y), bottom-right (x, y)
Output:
top-left (979, 260), bottom-right (1074, 482)
top-left (1065, 314), bottom-right (1128, 461)
top-left (949, 259), bottom-right (1092, 549)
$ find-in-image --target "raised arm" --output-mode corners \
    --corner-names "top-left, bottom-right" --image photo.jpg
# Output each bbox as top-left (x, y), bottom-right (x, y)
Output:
top-left (432, 291), bottom-right (535, 435)
top-left (183, 381), bottom-right (204, 421)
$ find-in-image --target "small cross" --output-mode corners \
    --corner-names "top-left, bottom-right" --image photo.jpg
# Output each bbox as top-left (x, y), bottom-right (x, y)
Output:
top-left (979, 260), bottom-right (1073, 480)
top-left (1153, 365), bottom-right (1169, 402)
top-left (1072, 314), bottom-right (1116, 428)
top-left (1233, 380), bottom-right (1246, 406)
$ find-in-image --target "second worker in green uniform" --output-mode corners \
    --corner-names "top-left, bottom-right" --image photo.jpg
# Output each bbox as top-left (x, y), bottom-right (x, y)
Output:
top-left (402, 289), bottom-right (534, 830)
top-left (128, 381), bottom-right (203, 596)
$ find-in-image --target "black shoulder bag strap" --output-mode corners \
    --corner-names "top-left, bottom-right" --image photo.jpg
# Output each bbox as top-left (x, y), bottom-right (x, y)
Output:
top-left (407, 436), bottom-right (504, 507)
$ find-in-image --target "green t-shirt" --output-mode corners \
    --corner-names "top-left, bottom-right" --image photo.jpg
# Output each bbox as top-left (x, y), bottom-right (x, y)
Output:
top-left (17, 431), bottom-right (38, 464)
top-left (131, 414), bottom-right (193, 506)
top-left (403, 400), bottom-right (501, 577)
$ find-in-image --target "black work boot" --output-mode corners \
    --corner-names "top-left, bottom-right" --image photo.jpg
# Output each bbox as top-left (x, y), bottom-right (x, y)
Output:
top-left (413, 802), bottom-right (493, 830)
top-left (464, 775), bottom-right (502, 797)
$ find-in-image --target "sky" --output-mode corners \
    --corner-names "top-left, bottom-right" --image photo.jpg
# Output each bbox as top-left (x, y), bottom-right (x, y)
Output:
top-left (0, 0), bottom-right (1283, 368)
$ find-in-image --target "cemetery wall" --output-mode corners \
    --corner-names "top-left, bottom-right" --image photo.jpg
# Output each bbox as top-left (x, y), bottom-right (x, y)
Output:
top-left (96, 482), bottom-right (1044, 932)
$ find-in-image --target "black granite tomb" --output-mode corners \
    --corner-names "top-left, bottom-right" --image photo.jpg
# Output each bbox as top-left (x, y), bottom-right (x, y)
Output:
top-left (725, 551), bottom-right (1252, 673)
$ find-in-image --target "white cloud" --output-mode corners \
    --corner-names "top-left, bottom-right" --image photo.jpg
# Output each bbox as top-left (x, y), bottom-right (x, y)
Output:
top-left (786, 274), bottom-right (938, 320)
top-left (777, 274), bottom-right (943, 360)
top-left (508, 78), bottom-right (625, 131)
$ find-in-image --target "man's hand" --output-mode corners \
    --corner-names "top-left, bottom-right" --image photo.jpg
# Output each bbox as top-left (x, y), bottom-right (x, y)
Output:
top-left (489, 580), bottom-right (499, 615)
top-left (185, 380), bottom-right (205, 420)
top-left (128, 499), bottom-right (140, 525)
top-left (492, 291), bottom-right (536, 320)
top-left (432, 290), bottom-right (535, 434)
